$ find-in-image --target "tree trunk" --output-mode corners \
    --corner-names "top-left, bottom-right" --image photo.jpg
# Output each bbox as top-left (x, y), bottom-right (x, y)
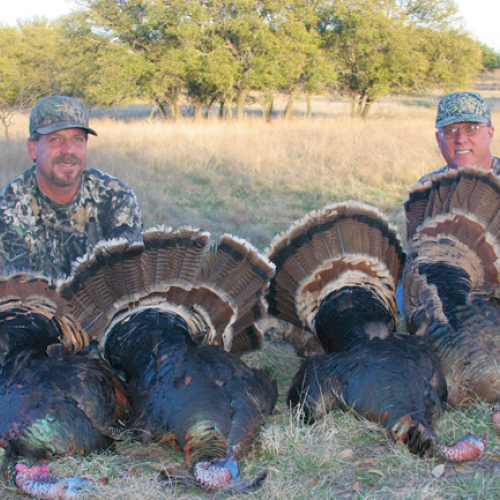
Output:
top-left (152, 97), bottom-right (169, 120)
top-left (193, 95), bottom-right (203, 121)
top-left (283, 94), bottom-right (295, 120)
top-left (361, 97), bottom-right (373, 119)
top-left (235, 88), bottom-right (247, 120)
top-left (306, 93), bottom-right (312, 119)
top-left (205, 96), bottom-right (218, 119)
top-left (359, 94), bottom-right (368, 118)
top-left (170, 86), bottom-right (181, 121)
top-left (265, 96), bottom-right (274, 122)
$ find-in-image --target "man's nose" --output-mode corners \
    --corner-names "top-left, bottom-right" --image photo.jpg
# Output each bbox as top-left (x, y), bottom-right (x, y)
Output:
top-left (60, 139), bottom-right (75, 153)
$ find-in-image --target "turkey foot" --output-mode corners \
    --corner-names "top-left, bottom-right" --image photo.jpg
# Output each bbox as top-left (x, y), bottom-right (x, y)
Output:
top-left (15, 463), bottom-right (94, 500)
top-left (436, 433), bottom-right (487, 462)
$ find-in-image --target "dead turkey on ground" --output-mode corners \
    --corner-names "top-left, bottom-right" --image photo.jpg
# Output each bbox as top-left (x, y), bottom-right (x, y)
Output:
top-left (59, 227), bottom-right (278, 491)
top-left (404, 167), bottom-right (500, 426)
top-left (0, 273), bottom-right (129, 500)
top-left (266, 200), bottom-right (484, 461)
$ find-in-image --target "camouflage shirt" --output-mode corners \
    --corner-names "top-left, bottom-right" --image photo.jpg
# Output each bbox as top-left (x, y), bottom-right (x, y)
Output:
top-left (0, 166), bottom-right (143, 279)
top-left (418, 156), bottom-right (500, 184)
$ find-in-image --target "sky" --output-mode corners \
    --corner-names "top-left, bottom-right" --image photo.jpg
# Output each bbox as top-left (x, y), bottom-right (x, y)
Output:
top-left (1, 0), bottom-right (499, 53)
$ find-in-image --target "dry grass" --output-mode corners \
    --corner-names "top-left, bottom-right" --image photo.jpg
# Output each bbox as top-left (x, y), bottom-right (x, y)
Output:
top-left (1, 100), bottom-right (500, 499)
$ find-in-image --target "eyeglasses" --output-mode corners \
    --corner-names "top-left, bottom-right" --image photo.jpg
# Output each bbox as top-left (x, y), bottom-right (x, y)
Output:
top-left (439, 124), bottom-right (490, 139)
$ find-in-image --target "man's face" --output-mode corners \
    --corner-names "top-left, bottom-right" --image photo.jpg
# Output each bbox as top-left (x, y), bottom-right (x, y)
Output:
top-left (436, 121), bottom-right (494, 171)
top-left (28, 128), bottom-right (87, 195)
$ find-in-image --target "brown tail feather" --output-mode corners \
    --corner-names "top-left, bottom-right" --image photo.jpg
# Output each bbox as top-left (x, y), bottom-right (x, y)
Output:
top-left (142, 226), bottom-right (210, 285)
top-left (405, 167), bottom-right (500, 242)
top-left (267, 201), bottom-right (405, 348)
top-left (403, 169), bottom-right (500, 407)
top-left (0, 274), bottom-right (61, 305)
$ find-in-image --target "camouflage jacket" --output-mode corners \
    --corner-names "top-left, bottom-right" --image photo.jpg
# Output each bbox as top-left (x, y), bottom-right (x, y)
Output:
top-left (0, 166), bottom-right (143, 279)
top-left (418, 156), bottom-right (500, 184)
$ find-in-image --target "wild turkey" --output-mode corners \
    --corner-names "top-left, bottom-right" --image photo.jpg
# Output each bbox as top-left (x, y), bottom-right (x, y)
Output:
top-left (266, 201), bottom-right (485, 461)
top-left (404, 167), bottom-right (500, 414)
top-left (58, 227), bottom-right (278, 491)
top-left (0, 273), bottom-right (129, 500)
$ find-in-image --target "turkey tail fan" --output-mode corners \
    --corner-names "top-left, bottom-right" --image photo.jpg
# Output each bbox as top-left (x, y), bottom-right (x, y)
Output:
top-left (58, 239), bottom-right (145, 339)
top-left (404, 167), bottom-right (500, 242)
top-left (266, 201), bottom-right (405, 349)
top-left (0, 273), bottom-right (88, 357)
top-left (404, 170), bottom-right (500, 327)
top-left (61, 228), bottom-right (274, 355)
top-left (403, 213), bottom-right (500, 329)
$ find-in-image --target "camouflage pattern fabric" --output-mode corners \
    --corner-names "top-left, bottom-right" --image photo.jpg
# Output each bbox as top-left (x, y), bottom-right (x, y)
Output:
top-left (0, 166), bottom-right (143, 279)
top-left (418, 156), bottom-right (500, 185)
top-left (30, 96), bottom-right (97, 137)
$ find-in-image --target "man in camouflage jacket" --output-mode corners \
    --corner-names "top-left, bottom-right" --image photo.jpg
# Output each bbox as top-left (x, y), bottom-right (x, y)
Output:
top-left (0, 96), bottom-right (143, 279)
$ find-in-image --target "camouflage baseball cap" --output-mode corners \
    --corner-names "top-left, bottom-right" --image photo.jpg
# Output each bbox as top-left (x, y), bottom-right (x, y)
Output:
top-left (29, 96), bottom-right (98, 137)
top-left (435, 91), bottom-right (491, 128)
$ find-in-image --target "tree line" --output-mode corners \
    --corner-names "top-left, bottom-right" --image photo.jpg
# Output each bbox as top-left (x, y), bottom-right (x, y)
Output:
top-left (1, 0), bottom-right (498, 134)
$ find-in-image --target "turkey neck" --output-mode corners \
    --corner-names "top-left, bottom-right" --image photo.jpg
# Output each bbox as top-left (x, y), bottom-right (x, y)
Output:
top-left (314, 286), bottom-right (393, 352)
top-left (104, 308), bottom-right (196, 378)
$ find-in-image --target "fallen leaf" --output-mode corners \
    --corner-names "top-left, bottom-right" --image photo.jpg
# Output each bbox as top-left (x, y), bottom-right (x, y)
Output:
top-left (432, 464), bottom-right (446, 478)
top-left (339, 449), bottom-right (354, 459)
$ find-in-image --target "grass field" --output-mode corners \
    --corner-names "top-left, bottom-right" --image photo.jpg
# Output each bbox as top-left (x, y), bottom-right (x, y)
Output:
top-left (1, 98), bottom-right (500, 500)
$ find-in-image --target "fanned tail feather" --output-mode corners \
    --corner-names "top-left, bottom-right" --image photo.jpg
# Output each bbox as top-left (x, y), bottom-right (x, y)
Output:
top-left (266, 201), bottom-right (405, 351)
top-left (142, 226), bottom-right (210, 285)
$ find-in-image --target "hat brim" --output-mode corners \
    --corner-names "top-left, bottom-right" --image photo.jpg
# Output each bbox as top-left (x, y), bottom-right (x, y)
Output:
top-left (436, 115), bottom-right (490, 128)
top-left (36, 120), bottom-right (98, 136)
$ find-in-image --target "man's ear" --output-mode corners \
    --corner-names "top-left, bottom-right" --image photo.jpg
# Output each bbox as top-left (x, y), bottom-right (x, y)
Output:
top-left (435, 130), bottom-right (441, 148)
top-left (27, 139), bottom-right (37, 161)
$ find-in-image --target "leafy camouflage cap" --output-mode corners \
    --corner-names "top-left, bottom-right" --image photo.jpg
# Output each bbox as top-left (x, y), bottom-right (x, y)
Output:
top-left (29, 96), bottom-right (97, 137)
top-left (435, 91), bottom-right (491, 128)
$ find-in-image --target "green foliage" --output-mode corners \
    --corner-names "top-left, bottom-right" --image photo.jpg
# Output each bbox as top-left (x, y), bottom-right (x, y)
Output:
top-left (323, 0), bottom-right (482, 117)
top-left (481, 44), bottom-right (500, 72)
top-left (0, 0), bottom-right (489, 121)
top-left (0, 19), bottom-right (67, 137)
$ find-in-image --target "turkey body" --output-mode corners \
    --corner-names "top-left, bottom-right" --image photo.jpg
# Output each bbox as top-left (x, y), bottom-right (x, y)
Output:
top-left (60, 228), bottom-right (278, 489)
top-left (104, 308), bottom-right (277, 466)
top-left (404, 168), bottom-right (500, 407)
top-left (289, 335), bottom-right (445, 455)
top-left (0, 276), bottom-right (129, 498)
top-left (0, 348), bottom-right (127, 475)
top-left (267, 201), bottom-right (484, 460)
